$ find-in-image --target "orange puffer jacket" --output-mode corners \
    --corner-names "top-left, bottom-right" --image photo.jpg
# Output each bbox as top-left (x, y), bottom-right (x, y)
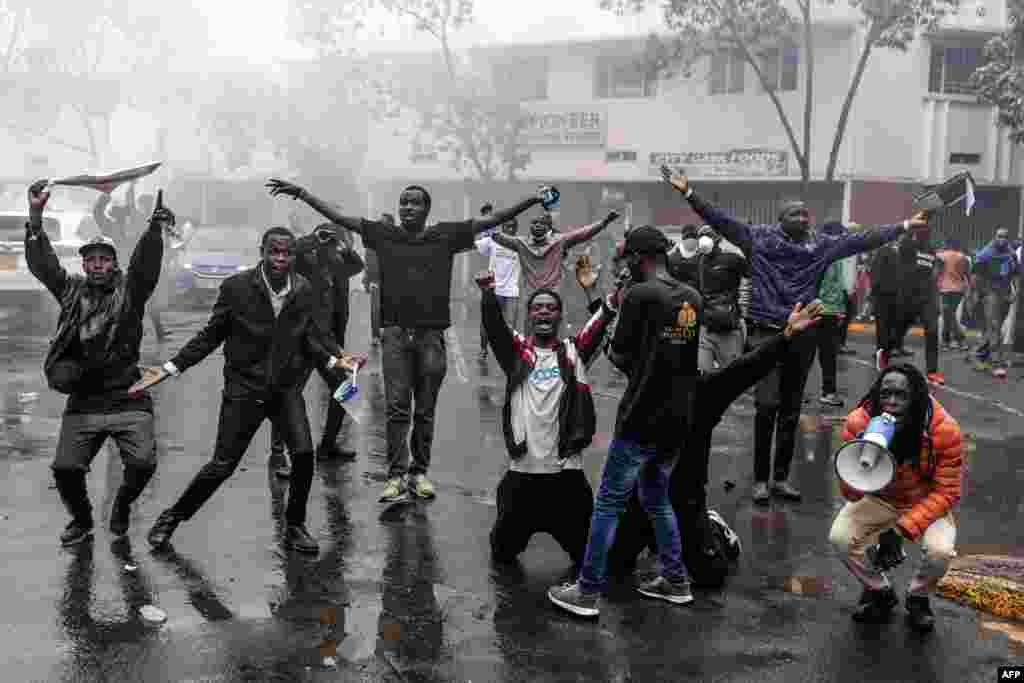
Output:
top-left (840, 398), bottom-right (963, 542)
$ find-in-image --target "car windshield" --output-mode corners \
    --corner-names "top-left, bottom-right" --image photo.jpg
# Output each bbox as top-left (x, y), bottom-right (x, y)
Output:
top-left (189, 228), bottom-right (263, 253)
top-left (0, 215), bottom-right (59, 242)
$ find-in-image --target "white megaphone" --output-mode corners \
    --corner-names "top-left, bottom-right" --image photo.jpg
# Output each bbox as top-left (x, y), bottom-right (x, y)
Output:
top-left (833, 413), bottom-right (898, 493)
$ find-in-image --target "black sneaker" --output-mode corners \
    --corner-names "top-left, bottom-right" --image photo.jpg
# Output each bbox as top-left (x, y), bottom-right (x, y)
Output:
top-left (317, 443), bottom-right (356, 461)
top-left (771, 481), bottom-right (802, 501)
top-left (147, 510), bottom-right (180, 548)
top-left (60, 520), bottom-right (94, 547)
top-left (905, 595), bottom-right (935, 633)
top-left (819, 393), bottom-right (844, 408)
top-left (851, 587), bottom-right (898, 623)
top-left (283, 524), bottom-right (319, 554)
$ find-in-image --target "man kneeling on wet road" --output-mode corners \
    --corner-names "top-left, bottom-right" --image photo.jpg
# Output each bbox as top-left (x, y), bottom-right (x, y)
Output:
top-left (131, 227), bottom-right (365, 555)
top-left (26, 181), bottom-right (174, 547)
top-left (476, 270), bottom-right (618, 573)
top-left (829, 363), bottom-right (964, 632)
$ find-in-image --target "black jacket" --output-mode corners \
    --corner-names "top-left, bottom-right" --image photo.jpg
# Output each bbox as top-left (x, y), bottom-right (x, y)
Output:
top-left (667, 239), bottom-right (750, 330)
top-left (481, 288), bottom-right (615, 459)
top-left (870, 236), bottom-right (937, 303)
top-left (27, 218), bottom-right (163, 410)
top-left (293, 234), bottom-right (364, 345)
top-left (168, 266), bottom-right (340, 399)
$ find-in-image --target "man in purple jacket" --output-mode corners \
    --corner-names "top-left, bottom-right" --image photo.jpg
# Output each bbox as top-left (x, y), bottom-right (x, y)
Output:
top-left (661, 166), bottom-right (926, 505)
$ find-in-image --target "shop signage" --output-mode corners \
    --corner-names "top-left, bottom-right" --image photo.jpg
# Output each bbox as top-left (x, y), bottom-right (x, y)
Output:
top-left (521, 105), bottom-right (607, 147)
top-left (649, 149), bottom-right (788, 177)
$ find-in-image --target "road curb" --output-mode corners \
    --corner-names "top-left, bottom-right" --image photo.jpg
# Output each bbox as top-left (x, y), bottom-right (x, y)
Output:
top-left (847, 322), bottom-right (982, 339)
top-left (938, 555), bottom-right (1024, 621)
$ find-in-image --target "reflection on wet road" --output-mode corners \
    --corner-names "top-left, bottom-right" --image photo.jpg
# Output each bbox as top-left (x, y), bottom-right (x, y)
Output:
top-left (1, 296), bottom-right (1022, 682)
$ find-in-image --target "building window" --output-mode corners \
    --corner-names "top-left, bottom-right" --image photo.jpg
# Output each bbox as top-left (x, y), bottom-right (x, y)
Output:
top-left (949, 152), bottom-right (981, 165)
top-left (606, 150), bottom-right (637, 162)
top-left (759, 45), bottom-right (799, 92)
top-left (710, 49), bottom-right (745, 95)
top-left (928, 43), bottom-right (986, 95)
top-left (491, 56), bottom-right (548, 101)
top-left (594, 55), bottom-right (658, 99)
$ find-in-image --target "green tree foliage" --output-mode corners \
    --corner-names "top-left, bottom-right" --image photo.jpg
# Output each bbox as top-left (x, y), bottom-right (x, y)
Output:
top-left (971, 0), bottom-right (1024, 142)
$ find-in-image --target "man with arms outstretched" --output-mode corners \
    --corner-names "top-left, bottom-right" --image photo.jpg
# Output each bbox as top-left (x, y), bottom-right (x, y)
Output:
top-left (266, 179), bottom-right (555, 503)
top-left (661, 165), bottom-right (927, 505)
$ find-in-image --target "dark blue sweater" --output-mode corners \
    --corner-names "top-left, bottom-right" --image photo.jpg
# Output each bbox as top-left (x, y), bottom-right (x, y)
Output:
top-left (688, 193), bottom-right (904, 326)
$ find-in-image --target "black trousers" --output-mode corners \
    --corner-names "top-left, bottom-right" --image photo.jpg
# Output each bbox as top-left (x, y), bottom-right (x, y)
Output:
top-left (816, 315), bottom-right (843, 395)
top-left (169, 390), bottom-right (315, 525)
top-left (749, 327), bottom-right (817, 483)
top-left (875, 297), bottom-right (939, 373)
top-left (272, 308), bottom-right (350, 455)
top-left (838, 296), bottom-right (855, 347)
top-left (490, 469), bottom-right (594, 566)
top-left (940, 292), bottom-right (966, 345)
top-left (381, 327), bottom-right (447, 478)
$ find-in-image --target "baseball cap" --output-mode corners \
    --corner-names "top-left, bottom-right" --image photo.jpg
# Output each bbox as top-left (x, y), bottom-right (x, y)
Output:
top-left (623, 225), bottom-right (670, 255)
top-left (79, 235), bottom-right (118, 257)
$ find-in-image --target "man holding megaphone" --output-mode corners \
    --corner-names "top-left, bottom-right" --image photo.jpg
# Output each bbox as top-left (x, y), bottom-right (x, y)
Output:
top-left (829, 363), bottom-right (964, 633)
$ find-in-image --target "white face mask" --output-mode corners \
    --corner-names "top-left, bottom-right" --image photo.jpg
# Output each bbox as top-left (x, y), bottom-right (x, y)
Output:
top-left (698, 235), bottom-right (715, 254)
top-left (681, 238), bottom-right (698, 253)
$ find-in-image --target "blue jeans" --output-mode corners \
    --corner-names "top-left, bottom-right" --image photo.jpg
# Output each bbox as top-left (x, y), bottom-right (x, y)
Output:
top-left (578, 439), bottom-right (689, 594)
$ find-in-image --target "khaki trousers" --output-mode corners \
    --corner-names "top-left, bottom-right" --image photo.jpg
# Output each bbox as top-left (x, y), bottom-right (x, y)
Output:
top-left (829, 495), bottom-right (956, 596)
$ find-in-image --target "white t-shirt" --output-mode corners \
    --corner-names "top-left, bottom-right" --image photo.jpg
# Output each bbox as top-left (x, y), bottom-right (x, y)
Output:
top-left (477, 234), bottom-right (521, 298)
top-left (509, 344), bottom-right (584, 474)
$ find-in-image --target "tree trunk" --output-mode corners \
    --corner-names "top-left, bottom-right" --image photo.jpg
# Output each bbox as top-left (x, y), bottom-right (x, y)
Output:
top-left (801, 1), bottom-right (814, 197)
top-left (735, 37), bottom-right (807, 182)
top-left (825, 24), bottom-right (877, 181)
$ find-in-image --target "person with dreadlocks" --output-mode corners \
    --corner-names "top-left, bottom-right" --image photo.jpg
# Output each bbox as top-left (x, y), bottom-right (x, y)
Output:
top-left (829, 363), bottom-right (964, 633)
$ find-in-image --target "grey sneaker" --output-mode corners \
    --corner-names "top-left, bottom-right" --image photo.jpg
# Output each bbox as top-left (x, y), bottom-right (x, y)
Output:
top-left (547, 582), bottom-right (600, 617)
top-left (752, 482), bottom-right (770, 505)
top-left (636, 576), bottom-right (694, 605)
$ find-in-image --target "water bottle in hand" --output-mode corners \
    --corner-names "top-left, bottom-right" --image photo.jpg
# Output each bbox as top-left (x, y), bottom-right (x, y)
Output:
top-left (333, 366), bottom-right (365, 423)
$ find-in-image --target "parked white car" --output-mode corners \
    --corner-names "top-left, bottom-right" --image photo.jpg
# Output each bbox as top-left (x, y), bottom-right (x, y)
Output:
top-left (0, 210), bottom-right (97, 326)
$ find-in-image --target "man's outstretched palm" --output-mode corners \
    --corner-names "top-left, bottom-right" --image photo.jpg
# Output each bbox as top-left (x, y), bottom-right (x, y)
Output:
top-left (266, 179), bottom-right (305, 200)
top-left (786, 301), bottom-right (824, 336)
top-left (660, 164), bottom-right (688, 194)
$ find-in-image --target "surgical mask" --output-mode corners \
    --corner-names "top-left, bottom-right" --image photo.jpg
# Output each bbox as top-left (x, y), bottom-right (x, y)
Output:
top-left (698, 235), bottom-right (715, 254)
top-left (681, 238), bottom-right (698, 253)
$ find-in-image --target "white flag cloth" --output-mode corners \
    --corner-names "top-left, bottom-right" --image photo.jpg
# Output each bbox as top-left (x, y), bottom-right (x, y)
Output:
top-left (47, 162), bottom-right (162, 194)
top-left (963, 174), bottom-right (976, 216)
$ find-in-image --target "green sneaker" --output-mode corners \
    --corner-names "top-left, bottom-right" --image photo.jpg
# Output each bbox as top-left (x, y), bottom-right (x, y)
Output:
top-left (410, 474), bottom-right (436, 499)
top-left (379, 477), bottom-right (408, 503)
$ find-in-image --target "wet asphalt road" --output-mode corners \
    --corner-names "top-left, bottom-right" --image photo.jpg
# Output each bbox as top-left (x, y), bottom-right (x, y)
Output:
top-left (2, 286), bottom-right (1023, 683)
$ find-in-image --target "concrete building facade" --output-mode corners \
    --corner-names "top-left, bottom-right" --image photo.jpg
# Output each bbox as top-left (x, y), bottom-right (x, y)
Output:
top-left (359, 0), bottom-right (1021, 254)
